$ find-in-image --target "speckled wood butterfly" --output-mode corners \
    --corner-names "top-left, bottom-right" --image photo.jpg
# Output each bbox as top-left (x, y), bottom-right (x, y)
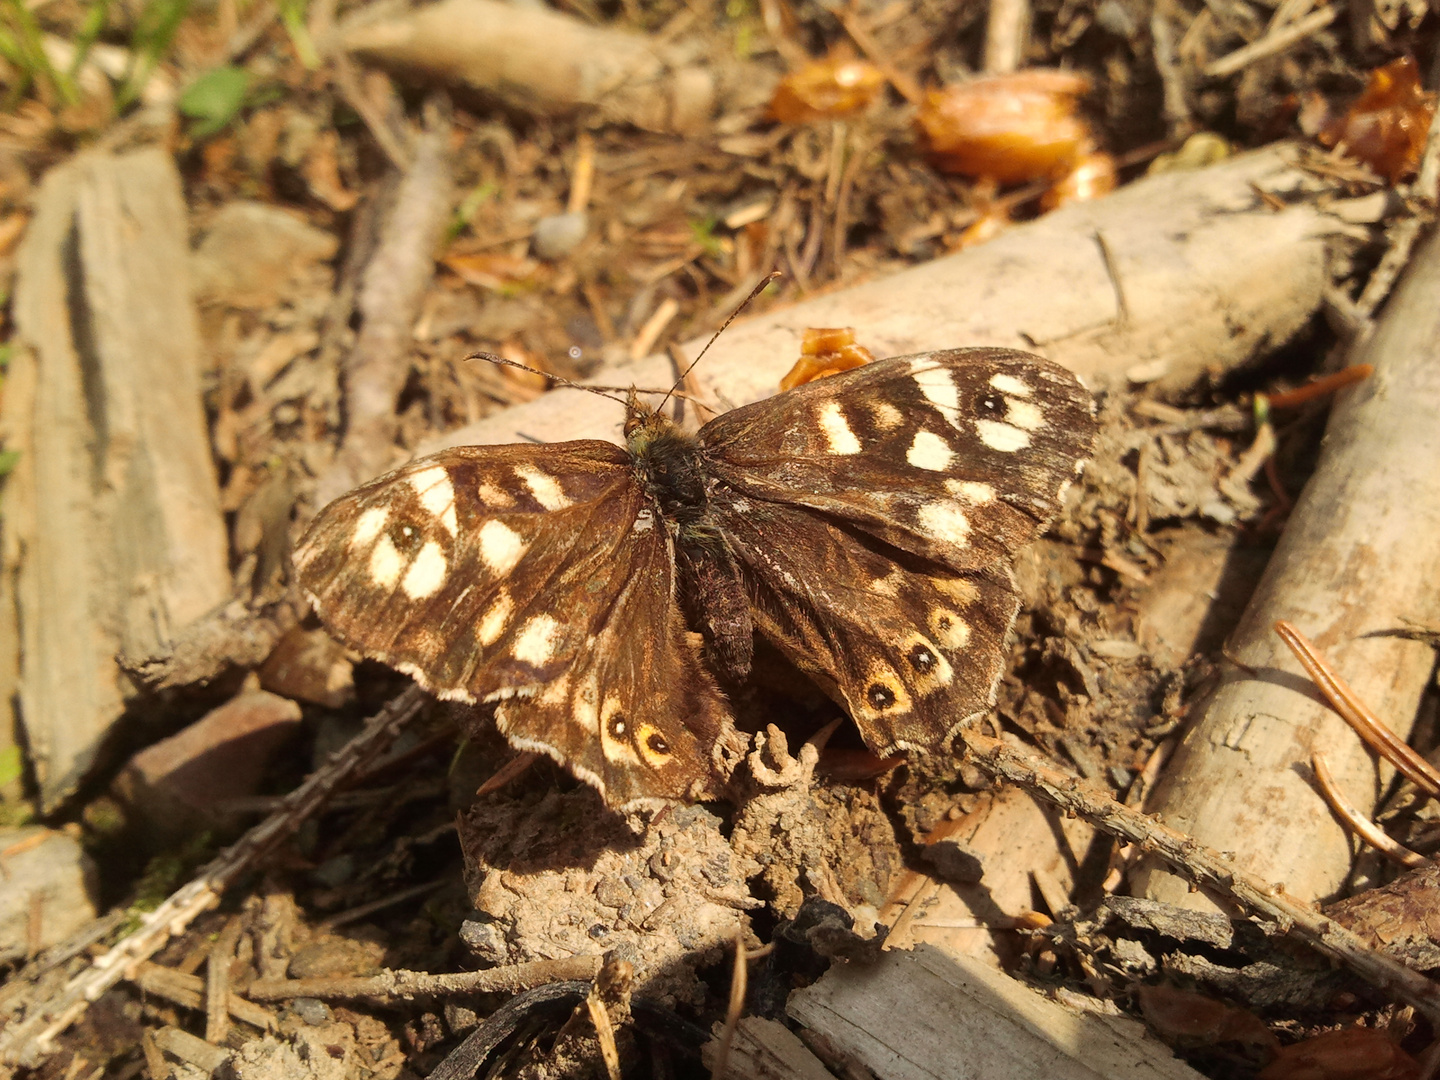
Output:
top-left (294, 348), bottom-right (1097, 808)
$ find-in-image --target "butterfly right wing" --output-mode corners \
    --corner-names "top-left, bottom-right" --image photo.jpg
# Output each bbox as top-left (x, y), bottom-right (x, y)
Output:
top-left (293, 442), bottom-right (742, 806)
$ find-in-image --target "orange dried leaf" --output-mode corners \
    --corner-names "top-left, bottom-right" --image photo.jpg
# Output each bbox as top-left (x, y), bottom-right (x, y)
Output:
top-left (1257, 1027), bottom-right (1419, 1080)
top-left (769, 56), bottom-right (887, 124)
top-left (918, 69), bottom-right (1094, 183)
top-left (779, 327), bottom-right (875, 390)
top-left (1319, 57), bottom-right (1436, 184)
top-left (442, 252), bottom-right (547, 291)
top-left (1041, 150), bottom-right (1117, 210)
top-left (1137, 985), bottom-right (1279, 1053)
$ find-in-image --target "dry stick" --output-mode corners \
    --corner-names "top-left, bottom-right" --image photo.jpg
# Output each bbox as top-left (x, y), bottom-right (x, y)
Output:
top-left (1275, 621), bottom-right (1440, 798)
top-left (833, 6), bottom-right (922, 105)
top-left (1312, 753), bottom-right (1428, 870)
top-left (982, 0), bottom-right (1028, 74)
top-left (1204, 4), bottom-right (1338, 78)
top-left (134, 962), bottom-right (277, 1031)
top-left (315, 101), bottom-right (452, 506)
top-left (956, 730), bottom-right (1440, 1025)
top-left (244, 955), bottom-right (602, 1002)
top-left (0, 687), bottom-right (426, 1068)
top-left (586, 986), bottom-right (623, 1080)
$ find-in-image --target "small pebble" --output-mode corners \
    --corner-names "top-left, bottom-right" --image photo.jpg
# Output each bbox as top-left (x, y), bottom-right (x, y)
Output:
top-left (531, 212), bottom-right (589, 260)
top-left (290, 998), bottom-right (332, 1026)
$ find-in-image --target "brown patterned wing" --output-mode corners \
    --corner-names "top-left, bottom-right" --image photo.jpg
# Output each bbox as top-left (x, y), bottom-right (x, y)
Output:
top-left (718, 498), bottom-right (1017, 755)
top-left (293, 442), bottom-right (742, 807)
top-left (700, 348), bottom-right (1097, 573)
top-left (701, 348), bottom-right (1096, 755)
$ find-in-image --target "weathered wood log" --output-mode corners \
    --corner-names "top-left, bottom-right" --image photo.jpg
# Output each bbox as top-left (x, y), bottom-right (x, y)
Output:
top-left (788, 944), bottom-right (1204, 1080)
top-left (3, 149), bottom-right (230, 810)
top-left (340, 0), bottom-right (772, 135)
top-left (1131, 225), bottom-right (1440, 910)
top-left (421, 144), bottom-right (1353, 455)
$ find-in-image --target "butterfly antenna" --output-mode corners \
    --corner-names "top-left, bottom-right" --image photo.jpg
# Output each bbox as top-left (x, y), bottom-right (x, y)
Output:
top-left (468, 352), bottom-right (631, 408)
top-left (658, 270), bottom-right (781, 414)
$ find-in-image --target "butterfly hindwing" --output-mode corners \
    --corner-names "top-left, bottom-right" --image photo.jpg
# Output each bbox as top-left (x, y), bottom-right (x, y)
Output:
top-left (294, 442), bottom-right (741, 805)
top-left (716, 495), bottom-right (1020, 755)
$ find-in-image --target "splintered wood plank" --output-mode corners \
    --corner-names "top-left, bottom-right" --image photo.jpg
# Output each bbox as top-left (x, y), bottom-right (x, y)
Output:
top-left (703, 1018), bottom-right (840, 1080)
top-left (788, 945), bottom-right (1203, 1080)
top-left (6, 149), bottom-right (230, 810)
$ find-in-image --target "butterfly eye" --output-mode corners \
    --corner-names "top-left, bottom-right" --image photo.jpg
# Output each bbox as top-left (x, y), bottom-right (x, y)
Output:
top-left (908, 644), bottom-right (938, 673)
top-left (976, 392), bottom-right (1009, 418)
top-left (608, 715), bottom-right (628, 738)
top-left (646, 732), bottom-right (671, 755)
top-left (866, 682), bottom-right (898, 710)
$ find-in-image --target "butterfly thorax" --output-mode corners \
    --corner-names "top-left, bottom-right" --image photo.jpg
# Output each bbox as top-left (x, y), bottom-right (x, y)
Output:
top-left (624, 400), bottom-right (755, 682)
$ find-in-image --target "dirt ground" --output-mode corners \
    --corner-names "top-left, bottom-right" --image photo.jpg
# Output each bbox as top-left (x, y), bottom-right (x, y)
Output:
top-left (1, 0), bottom-right (1439, 1077)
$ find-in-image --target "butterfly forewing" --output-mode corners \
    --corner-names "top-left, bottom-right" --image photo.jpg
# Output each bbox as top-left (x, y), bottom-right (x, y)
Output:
top-left (700, 349), bottom-right (1096, 573)
top-left (294, 442), bottom-right (741, 805)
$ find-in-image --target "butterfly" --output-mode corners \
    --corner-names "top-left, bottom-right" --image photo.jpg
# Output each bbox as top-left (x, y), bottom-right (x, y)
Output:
top-left (293, 348), bottom-right (1097, 808)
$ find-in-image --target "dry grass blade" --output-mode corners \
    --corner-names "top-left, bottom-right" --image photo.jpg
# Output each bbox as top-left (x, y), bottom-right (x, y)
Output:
top-left (1274, 620), bottom-right (1440, 799)
top-left (585, 986), bottom-right (622, 1080)
top-left (1312, 753), bottom-right (1429, 869)
top-left (709, 927), bottom-right (748, 1080)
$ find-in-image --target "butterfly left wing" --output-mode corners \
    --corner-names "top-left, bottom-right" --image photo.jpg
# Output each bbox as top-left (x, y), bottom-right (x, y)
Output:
top-left (293, 443), bottom-right (743, 807)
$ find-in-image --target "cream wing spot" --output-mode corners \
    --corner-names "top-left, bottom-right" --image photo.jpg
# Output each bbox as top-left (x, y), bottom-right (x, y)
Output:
top-left (368, 534), bottom-right (404, 589)
top-left (477, 481), bottom-right (516, 508)
top-left (989, 372), bottom-right (1032, 397)
top-left (856, 664), bottom-right (912, 719)
top-left (513, 613), bottom-right (562, 665)
top-left (870, 401), bottom-right (904, 430)
top-left (931, 608), bottom-right (972, 649)
top-left (906, 430), bottom-right (954, 472)
top-left (934, 575), bottom-right (981, 606)
top-left (818, 400), bottom-right (862, 455)
top-left (352, 506), bottom-right (389, 548)
top-left (976, 419), bottom-right (1031, 452)
top-left (409, 466), bottom-right (458, 536)
top-left (918, 501), bottom-right (971, 546)
top-left (1005, 399), bottom-right (1045, 431)
top-left (514, 464), bottom-right (572, 511)
top-left (401, 541), bottom-right (448, 599)
top-left (478, 520), bottom-right (527, 574)
top-left (912, 363), bottom-right (960, 416)
top-left (946, 480), bottom-right (996, 504)
top-left (598, 695), bottom-right (640, 765)
top-left (478, 592), bottom-right (513, 646)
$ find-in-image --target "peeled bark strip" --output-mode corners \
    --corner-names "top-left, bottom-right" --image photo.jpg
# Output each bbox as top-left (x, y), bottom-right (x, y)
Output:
top-left (4, 149), bottom-right (230, 810)
top-left (423, 145), bottom-right (1349, 454)
top-left (340, 0), bottom-right (770, 135)
top-left (1132, 226), bottom-right (1440, 910)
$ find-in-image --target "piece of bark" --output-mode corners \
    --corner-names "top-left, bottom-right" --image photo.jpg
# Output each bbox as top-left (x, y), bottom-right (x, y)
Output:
top-left (702, 1017), bottom-right (840, 1080)
top-left (423, 145), bottom-right (1348, 456)
top-left (340, 0), bottom-right (772, 136)
top-left (1131, 225), bottom-right (1440, 911)
top-left (787, 944), bottom-right (1205, 1080)
top-left (1326, 862), bottom-right (1440, 972)
top-left (3, 149), bottom-right (231, 811)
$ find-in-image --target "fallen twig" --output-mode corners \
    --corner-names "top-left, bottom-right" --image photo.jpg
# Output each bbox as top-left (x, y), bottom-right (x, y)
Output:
top-left (957, 729), bottom-right (1440, 1026)
top-left (1203, 5), bottom-right (1338, 78)
top-left (0, 687), bottom-right (426, 1068)
top-left (244, 955), bottom-right (602, 1002)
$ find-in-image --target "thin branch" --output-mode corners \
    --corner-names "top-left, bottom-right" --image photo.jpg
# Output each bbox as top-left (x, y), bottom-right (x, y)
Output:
top-left (1274, 621), bottom-right (1440, 799)
top-left (956, 729), bottom-right (1440, 1026)
top-left (244, 955), bottom-right (602, 1002)
top-left (1203, 5), bottom-right (1337, 78)
top-left (0, 688), bottom-right (426, 1068)
top-left (1312, 753), bottom-right (1429, 869)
